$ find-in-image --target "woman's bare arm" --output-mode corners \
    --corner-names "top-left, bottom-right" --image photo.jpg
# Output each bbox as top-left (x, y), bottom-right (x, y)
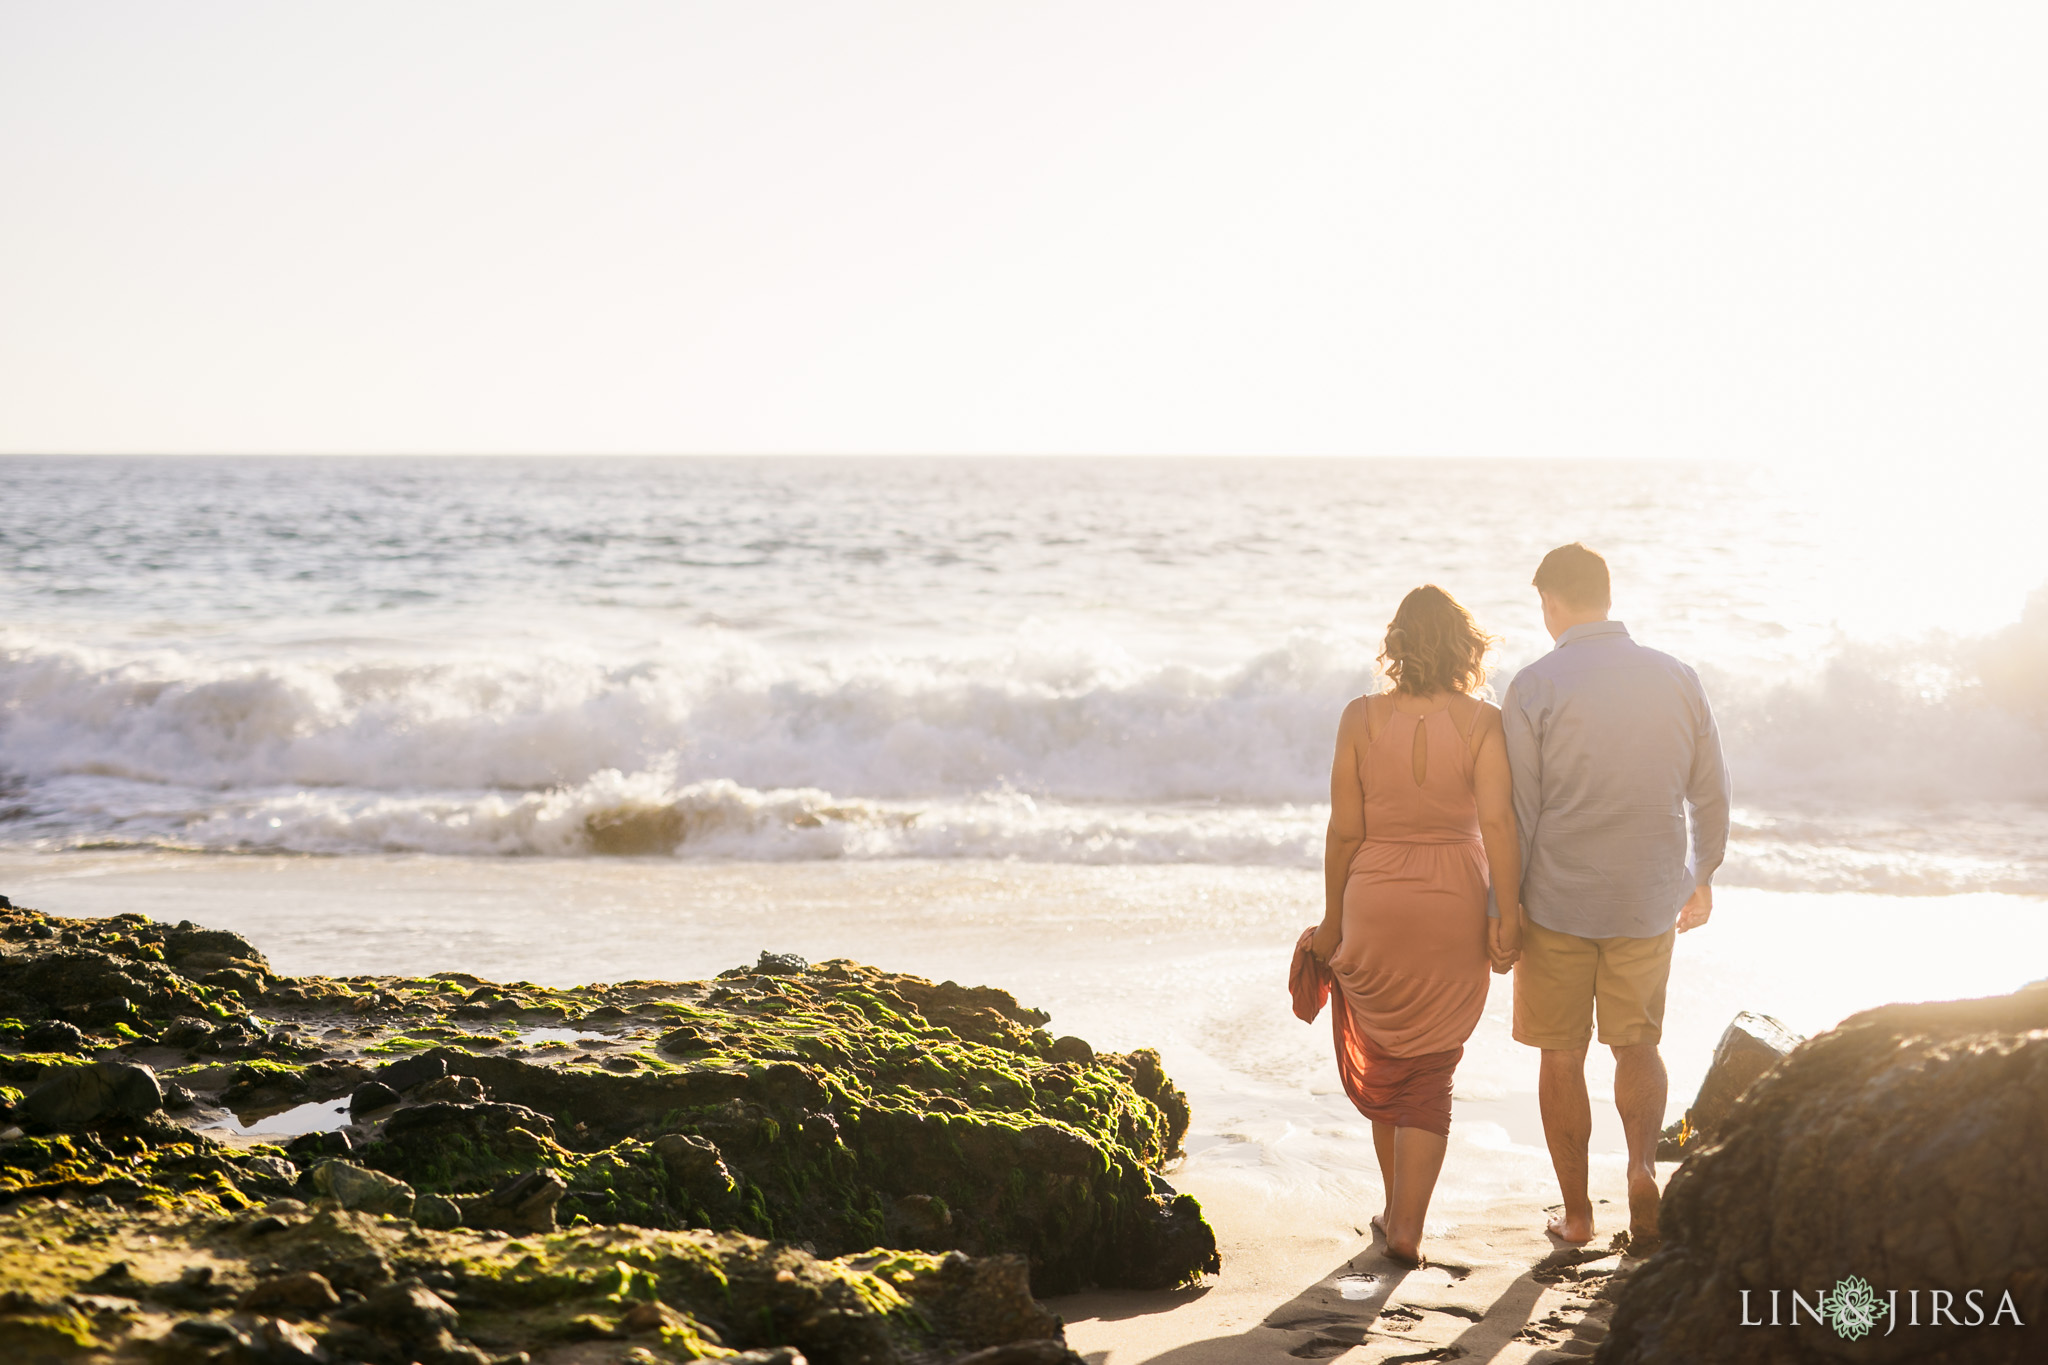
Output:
top-left (1472, 704), bottom-right (1524, 971)
top-left (1315, 698), bottom-right (1369, 961)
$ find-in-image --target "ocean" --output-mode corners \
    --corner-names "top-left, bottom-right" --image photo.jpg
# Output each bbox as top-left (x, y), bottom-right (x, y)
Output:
top-left (4, 454), bottom-right (2047, 895)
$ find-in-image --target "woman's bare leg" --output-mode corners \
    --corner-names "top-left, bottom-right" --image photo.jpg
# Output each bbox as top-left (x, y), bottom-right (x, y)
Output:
top-left (1370, 1120), bottom-right (1396, 1236)
top-left (1383, 1125), bottom-right (1448, 1263)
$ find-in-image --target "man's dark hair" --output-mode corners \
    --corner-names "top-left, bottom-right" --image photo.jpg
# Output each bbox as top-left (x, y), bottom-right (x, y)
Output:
top-left (1533, 542), bottom-right (1611, 611)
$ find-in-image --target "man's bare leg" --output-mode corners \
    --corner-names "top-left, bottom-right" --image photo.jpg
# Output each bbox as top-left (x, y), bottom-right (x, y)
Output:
top-left (1382, 1126), bottom-right (1447, 1264)
top-left (1538, 1044), bottom-right (1595, 1243)
top-left (1370, 1120), bottom-right (1396, 1239)
top-left (1611, 1041), bottom-right (1668, 1249)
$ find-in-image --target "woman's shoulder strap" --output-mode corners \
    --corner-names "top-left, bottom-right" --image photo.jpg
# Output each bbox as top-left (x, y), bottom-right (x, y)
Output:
top-left (1361, 690), bottom-right (1392, 743)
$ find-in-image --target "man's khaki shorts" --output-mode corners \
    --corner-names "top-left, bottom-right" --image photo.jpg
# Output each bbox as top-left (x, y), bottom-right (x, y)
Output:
top-left (1512, 918), bottom-right (1674, 1050)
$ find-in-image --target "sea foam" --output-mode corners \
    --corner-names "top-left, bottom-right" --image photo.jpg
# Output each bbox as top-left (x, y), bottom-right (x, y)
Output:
top-left (4, 618), bottom-right (2046, 894)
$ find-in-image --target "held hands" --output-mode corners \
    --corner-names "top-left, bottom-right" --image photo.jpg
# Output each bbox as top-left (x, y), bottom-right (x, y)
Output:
top-left (1677, 883), bottom-right (1714, 933)
top-left (1487, 915), bottom-right (1522, 974)
top-left (1309, 920), bottom-right (1342, 964)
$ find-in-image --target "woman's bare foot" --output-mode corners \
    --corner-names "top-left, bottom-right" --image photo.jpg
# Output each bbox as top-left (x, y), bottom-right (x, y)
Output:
top-left (1626, 1169), bottom-right (1662, 1253)
top-left (1370, 1212), bottom-right (1388, 1240)
top-left (1383, 1239), bottom-right (1425, 1268)
top-left (1545, 1207), bottom-right (1595, 1245)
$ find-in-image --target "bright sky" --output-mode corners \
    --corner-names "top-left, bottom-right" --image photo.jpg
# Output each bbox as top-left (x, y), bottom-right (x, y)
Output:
top-left (3, 2), bottom-right (2045, 458)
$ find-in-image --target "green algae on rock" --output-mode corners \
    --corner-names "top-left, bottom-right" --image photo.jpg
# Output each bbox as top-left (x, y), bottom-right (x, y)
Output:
top-left (0, 905), bottom-right (1217, 1361)
top-left (0, 1200), bottom-right (1068, 1364)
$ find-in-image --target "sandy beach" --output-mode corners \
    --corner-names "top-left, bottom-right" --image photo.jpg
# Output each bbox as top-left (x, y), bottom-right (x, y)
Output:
top-left (6, 852), bottom-right (2044, 1360)
top-left (1054, 1172), bottom-right (1649, 1364)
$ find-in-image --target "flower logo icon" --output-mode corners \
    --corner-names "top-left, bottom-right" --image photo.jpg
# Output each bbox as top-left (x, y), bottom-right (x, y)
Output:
top-left (1819, 1275), bottom-right (1888, 1341)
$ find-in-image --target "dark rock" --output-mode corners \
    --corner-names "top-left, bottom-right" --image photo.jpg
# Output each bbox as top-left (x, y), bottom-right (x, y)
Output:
top-left (159, 924), bottom-right (270, 977)
top-left (621, 1298), bottom-right (693, 1335)
top-left (203, 1020), bottom-right (259, 1055)
top-left (1049, 1036), bottom-right (1093, 1066)
top-left (756, 949), bottom-right (808, 975)
top-left (296, 1057), bottom-right (372, 1099)
top-left (23, 1019), bottom-right (88, 1054)
top-left (893, 1193), bottom-right (954, 1246)
top-left (159, 1017), bottom-right (215, 1049)
top-left (1120, 1184), bottom-right (1219, 1292)
top-left (658, 1024), bottom-right (715, 1054)
top-left (456, 1167), bottom-right (566, 1234)
top-left (243, 1154), bottom-right (298, 1184)
top-left (341, 1279), bottom-right (457, 1337)
top-left (162, 1083), bottom-right (199, 1111)
top-left (0, 950), bottom-right (174, 1022)
top-left (170, 1316), bottom-right (242, 1343)
top-left (241, 1315), bottom-right (328, 1364)
top-left (238, 1270), bottom-right (341, 1315)
top-left (652, 1133), bottom-right (739, 1206)
top-left (1656, 1010), bottom-right (1803, 1159)
top-left (330, 1278), bottom-right (476, 1364)
top-left (1599, 987), bottom-right (2048, 1364)
top-left (87, 995), bottom-right (140, 1025)
top-left (602, 1054), bottom-right (641, 1072)
top-left (362, 1102), bottom-right (559, 1194)
top-left (377, 1051), bottom-right (449, 1093)
top-left (243, 1216), bottom-right (290, 1238)
top-left (311, 1160), bottom-right (415, 1217)
top-left (18, 1059), bottom-right (163, 1126)
top-left (872, 1250), bottom-right (1065, 1353)
top-left (412, 1074), bottom-right (485, 1105)
top-left (286, 1129), bottom-right (352, 1160)
top-left (349, 1081), bottom-right (402, 1117)
top-left (414, 1193), bottom-right (461, 1230)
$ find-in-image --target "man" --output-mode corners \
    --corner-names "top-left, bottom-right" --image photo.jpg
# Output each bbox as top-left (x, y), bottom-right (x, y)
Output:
top-left (1503, 543), bottom-right (1730, 1254)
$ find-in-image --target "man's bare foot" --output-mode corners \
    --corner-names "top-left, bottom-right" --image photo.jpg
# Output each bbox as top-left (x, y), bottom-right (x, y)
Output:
top-left (1626, 1169), bottom-right (1662, 1252)
top-left (1545, 1207), bottom-right (1595, 1245)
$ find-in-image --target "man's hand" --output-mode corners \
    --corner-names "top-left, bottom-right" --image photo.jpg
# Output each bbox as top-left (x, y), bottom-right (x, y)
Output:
top-left (1677, 883), bottom-right (1713, 933)
top-left (1310, 920), bottom-right (1342, 964)
top-left (1488, 917), bottom-right (1522, 974)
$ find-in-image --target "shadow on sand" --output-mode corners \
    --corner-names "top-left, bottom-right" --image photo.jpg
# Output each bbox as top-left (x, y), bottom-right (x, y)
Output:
top-left (1068, 1231), bottom-right (1623, 1365)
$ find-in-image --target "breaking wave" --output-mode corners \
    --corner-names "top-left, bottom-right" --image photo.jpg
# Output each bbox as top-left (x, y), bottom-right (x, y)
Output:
top-left (4, 593), bottom-right (2046, 894)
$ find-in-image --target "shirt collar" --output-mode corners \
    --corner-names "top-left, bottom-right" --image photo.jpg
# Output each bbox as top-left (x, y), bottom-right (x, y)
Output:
top-left (1556, 620), bottom-right (1630, 648)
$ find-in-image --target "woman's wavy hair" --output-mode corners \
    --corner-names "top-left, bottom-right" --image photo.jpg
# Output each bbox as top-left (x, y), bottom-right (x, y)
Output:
top-left (1378, 585), bottom-right (1498, 697)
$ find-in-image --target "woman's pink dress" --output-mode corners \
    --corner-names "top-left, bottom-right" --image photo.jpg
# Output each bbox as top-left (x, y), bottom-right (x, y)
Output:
top-left (1293, 700), bottom-right (1490, 1135)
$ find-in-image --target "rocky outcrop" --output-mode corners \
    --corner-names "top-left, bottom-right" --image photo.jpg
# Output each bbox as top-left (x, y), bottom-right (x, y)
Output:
top-left (0, 1199), bottom-right (1089, 1364)
top-left (17, 1060), bottom-right (163, 1128)
top-left (1656, 1010), bottom-right (1803, 1160)
top-left (0, 903), bottom-right (1205, 1362)
top-left (1600, 986), bottom-right (2048, 1363)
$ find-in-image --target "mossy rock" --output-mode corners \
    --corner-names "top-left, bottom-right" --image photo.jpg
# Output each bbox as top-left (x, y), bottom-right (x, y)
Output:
top-left (0, 1202), bottom-right (1083, 1364)
top-left (0, 905), bottom-right (1219, 1305)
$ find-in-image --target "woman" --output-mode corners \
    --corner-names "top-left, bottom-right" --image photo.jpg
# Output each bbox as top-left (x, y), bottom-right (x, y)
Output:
top-left (1305, 585), bottom-right (1523, 1265)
